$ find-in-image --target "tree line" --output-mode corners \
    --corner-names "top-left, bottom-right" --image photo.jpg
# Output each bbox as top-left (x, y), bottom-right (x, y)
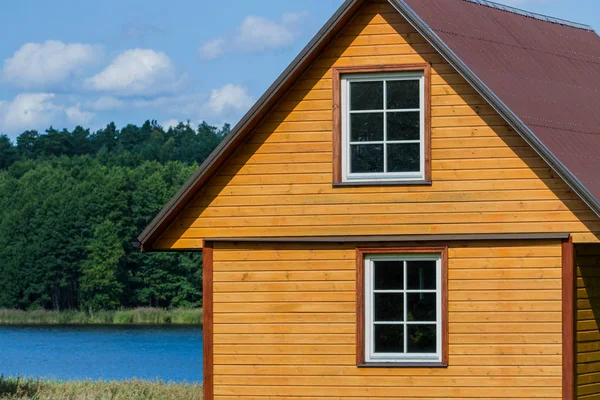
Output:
top-left (0, 121), bottom-right (228, 312)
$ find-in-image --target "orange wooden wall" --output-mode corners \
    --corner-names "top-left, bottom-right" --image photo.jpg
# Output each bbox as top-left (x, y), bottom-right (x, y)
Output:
top-left (210, 239), bottom-right (563, 399)
top-left (154, 0), bottom-right (600, 250)
top-left (576, 244), bottom-right (600, 398)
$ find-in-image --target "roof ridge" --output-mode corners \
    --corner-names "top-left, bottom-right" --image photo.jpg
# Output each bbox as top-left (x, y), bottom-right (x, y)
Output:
top-left (462, 0), bottom-right (594, 32)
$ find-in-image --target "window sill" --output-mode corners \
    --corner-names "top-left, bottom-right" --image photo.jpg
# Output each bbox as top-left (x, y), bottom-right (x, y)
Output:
top-left (334, 180), bottom-right (432, 188)
top-left (358, 362), bottom-right (448, 368)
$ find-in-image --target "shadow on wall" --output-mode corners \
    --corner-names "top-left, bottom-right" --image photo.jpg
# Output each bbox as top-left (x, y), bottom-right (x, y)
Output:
top-left (576, 244), bottom-right (600, 396)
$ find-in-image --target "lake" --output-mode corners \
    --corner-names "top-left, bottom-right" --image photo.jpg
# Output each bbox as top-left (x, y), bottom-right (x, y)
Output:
top-left (0, 325), bottom-right (203, 382)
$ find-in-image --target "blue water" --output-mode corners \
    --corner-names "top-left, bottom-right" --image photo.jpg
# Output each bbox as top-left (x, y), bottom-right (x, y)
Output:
top-left (0, 325), bottom-right (203, 382)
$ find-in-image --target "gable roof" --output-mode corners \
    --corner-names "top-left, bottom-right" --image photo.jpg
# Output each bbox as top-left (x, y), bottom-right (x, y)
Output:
top-left (138, 0), bottom-right (600, 251)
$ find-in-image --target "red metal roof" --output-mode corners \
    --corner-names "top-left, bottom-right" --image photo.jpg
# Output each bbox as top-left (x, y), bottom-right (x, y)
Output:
top-left (401, 0), bottom-right (600, 206)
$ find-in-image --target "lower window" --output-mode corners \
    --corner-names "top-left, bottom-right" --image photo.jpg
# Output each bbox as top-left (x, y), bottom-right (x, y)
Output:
top-left (362, 250), bottom-right (445, 364)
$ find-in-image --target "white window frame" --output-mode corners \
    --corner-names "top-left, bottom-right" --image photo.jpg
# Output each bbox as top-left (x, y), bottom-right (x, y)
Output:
top-left (341, 71), bottom-right (425, 183)
top-left (364, 253), bottom-right (442, 364)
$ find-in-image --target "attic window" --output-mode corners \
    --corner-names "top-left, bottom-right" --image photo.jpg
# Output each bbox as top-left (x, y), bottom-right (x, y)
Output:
top-left (333, 65), bottom-right (431, 186)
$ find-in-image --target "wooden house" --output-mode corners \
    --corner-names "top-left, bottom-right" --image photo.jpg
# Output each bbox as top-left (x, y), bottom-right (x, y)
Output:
top-left (137, 0), bottom-right (600, 398)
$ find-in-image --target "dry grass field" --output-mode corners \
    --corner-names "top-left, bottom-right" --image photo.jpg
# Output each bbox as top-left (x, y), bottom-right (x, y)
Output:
top-left (0, 378), bottom-right (202, 400)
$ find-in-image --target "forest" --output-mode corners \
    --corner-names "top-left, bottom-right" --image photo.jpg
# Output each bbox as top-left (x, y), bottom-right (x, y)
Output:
top-left (0, 121), bottom-right (228, 312)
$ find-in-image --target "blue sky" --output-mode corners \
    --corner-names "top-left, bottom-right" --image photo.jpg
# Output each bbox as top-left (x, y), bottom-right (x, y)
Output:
top-left (0, 0), bottom-right (598, 140)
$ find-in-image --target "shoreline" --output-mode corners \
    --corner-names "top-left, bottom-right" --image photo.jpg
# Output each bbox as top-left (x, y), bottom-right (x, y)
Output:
top-left (0, 308), bottom-right (203, 326)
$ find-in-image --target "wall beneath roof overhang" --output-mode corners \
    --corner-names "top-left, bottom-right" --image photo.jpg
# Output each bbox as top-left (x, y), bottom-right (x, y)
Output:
top-left (576, 244), bottom-right (600, 398)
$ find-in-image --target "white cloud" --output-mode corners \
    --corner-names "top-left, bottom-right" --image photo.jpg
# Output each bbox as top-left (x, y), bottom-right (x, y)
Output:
top-left (199, 38), bottom-right (226, 60)
top-left (2, 40), bottom-right (99, 89)
top-left (0, 93), bottom-right (62, 132)
top-left (0, 93), bottom-right (98, 134)
top-left (65, 103), bottom-right (94, 125)
top-left (204, 84), bottom-right (253, 116)
top-left (125, 84), bottom-right (253, 127)
top-left (85, 49), bottom-right (185, 96)
top-left (235, 16), bottom-right (295, 52)
top-left (161, 119), bottom-right (200, 130)
top-left (161, 119), bottom-right (181, 130)
top-left (198, 11), bottom-right (308, 60)
top-left (130, 85), bottom-right (252, 118)
top-left (86, 96), bottom-right (125, 111)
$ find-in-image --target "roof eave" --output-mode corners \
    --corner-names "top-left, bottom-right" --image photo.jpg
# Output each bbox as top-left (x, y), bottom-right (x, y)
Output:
top-left (137, 0), bottom-right (368, 252)
top-left (389, 0), bottom-right (600, 219)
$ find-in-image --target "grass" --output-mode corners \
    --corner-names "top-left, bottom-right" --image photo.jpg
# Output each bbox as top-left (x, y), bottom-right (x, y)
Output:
top-left (0, 377), bottom-right (202, 400)
top-left (0, 308), bottom-right (203, 325)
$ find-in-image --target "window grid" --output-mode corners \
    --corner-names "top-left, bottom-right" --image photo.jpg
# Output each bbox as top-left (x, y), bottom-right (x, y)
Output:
top-left (347, 81), bottom-right (420, 176)
top-left (383, 80), bottom-right (387, 174)
top-left (341, 72), bottom-right (425, 182)
top-left (365, 254), bottom-right (441, 363)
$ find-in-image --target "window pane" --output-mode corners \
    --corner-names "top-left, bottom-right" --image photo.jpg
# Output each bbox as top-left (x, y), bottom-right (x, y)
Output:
top-left (387, 80), bottom-right (420, 109)
top-left (387, 112), bottom-right (420, 141)
top-left (351, 145), bottom-right (383, 174)
top-left (374, 324), bottom-right (404, 353)
top-left (407, 261), bottom-right (437, 290)
top-left (374, 260), bottom-right (404, 290)
top-left (350, 81), bottom-right (383, 111)
top-left (375, 293), bottom-right (404, 322)
top-left (387, 143), bottom-right (420, 173)
top-left (407, 293), bottom-right (436, 322)
top-left (350, 113), bottom-right (383, 142)
top-left (407, 325), bottom-right (436, 353)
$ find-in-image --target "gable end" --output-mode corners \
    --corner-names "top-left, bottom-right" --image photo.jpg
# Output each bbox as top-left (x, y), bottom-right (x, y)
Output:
top-left (138, 0), bottom-right (600, 251)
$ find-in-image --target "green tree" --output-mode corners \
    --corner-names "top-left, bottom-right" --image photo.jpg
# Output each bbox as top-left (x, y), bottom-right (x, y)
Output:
top-left (0, 120), bottom-right (224, 311)
top-left (0, 135), bottom-right (18, 169)
top-left (81, 220), bottom-right (125, 312)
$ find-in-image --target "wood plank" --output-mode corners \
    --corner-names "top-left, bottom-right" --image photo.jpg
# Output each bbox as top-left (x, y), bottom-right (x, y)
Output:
top-left (449, 269), bottom-right (562, 279)
top-left (193, 190), bottom-right (579, 206)
top-left (212, 364), bottom-right (561, 377)
top-left (213, 354), bottom-right (561, 367)
top-left (180, 211), bottom-right (590, 229)
top-left (213, 291), bottom-right (355, 303)
top-left (448, 312), bottom-right (560, 323)
top-left (186, 203), bottom-right (585, 221)
top-left (213, 271), bottom-right (354, 282)
top-left (449, 301), bottom-right (562, 312)
top-left (213, 302), bottom-right (356, 314)
top-left (450, 322), bottom-right (561, 333)
top-left (213, 375), bottom-right (560, 387)
top-left (213, 324), bottom-right (356, 334)
top-left (212, 260), bottom-right (355, 272)
top-left (213, 333), bottom-right (355, 345)
top-left (166, 222), bottom-right (596, 240)
top-left (213, 281), bottom-right (355, 293)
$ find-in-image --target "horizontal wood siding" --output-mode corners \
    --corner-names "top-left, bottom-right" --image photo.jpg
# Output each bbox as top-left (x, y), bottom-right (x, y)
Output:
top-left (155, 0), bottom-right (599, 249)
top-left (576, 244), bottom-right (600, 399)
top-left (211, 240), bottom-right (563, 399)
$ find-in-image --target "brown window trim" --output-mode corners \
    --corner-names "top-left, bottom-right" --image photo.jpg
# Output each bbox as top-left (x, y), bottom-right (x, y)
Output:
top-left (356, 246), bottom-right (448, 368)
top-left (332, 64), bottom-right (432, 186)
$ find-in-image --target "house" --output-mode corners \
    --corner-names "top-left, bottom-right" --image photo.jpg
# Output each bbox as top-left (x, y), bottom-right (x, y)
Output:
top-left (137, 0), bottom-right (600, 398)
